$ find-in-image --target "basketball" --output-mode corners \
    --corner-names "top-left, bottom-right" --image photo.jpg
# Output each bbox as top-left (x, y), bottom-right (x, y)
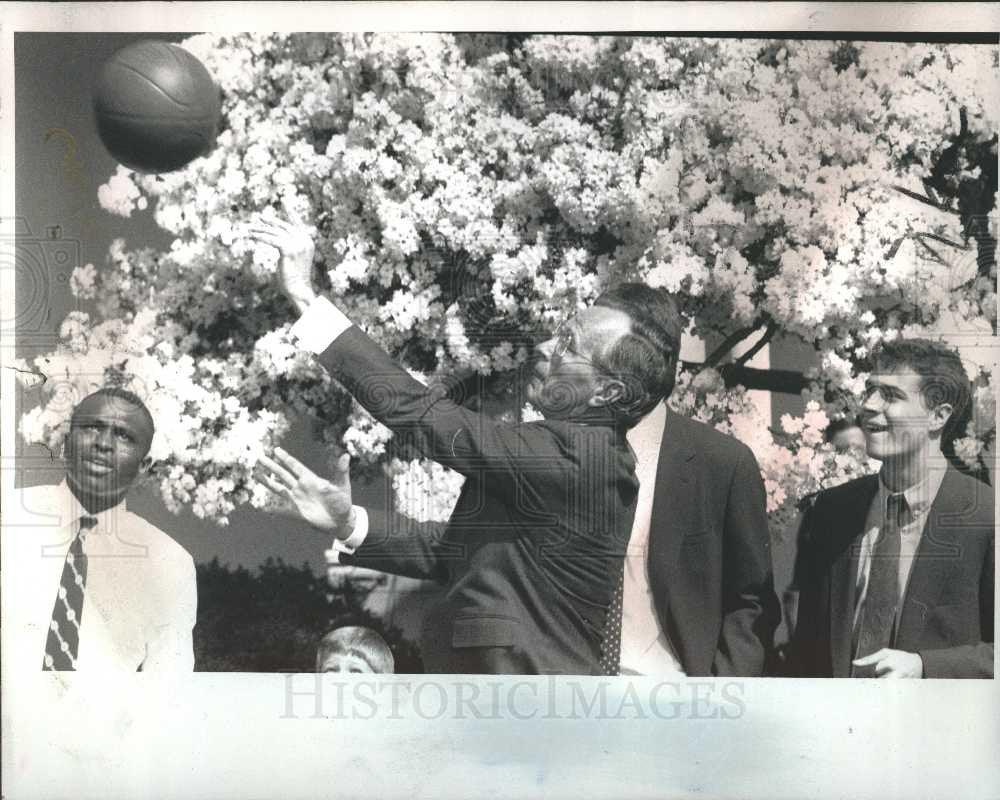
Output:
top-left (93, 40), bottom-right (221, 174)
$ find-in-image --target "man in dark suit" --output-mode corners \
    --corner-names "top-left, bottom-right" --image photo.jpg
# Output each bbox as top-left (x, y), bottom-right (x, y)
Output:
top-left (262, 400), bottom-right (780, 677)
top-left (575, 288), bottom-right (778, 678)
top-left (253, 213), bottom-right (778, 676)
top-left (252, 215), bottom-right (685, 674)
top-left (791, 338), bottom-right (994, 678)
top-left (620, 403), bottom-right (779, 676)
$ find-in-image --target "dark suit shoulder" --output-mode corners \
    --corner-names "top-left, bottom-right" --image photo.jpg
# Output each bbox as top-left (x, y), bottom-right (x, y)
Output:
top-left (521, 419), bottom-right (623, 448)
top-left (937, 467), bottom-right (995, 527)
top-left (666, 408), bottom-right (758, 467)
top-left (805, 474), bottom-right (880, 558)
top-left (526, 418), bottom-right (616, 434)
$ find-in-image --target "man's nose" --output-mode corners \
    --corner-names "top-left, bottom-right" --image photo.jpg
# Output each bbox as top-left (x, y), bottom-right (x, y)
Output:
top-left (94, 429), bottom-right (115, 450)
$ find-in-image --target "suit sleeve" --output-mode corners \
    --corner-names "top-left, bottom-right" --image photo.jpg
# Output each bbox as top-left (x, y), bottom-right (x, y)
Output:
top-left (711, 446), bottom-right (781, 677)
top-left (141, 552), bottom-right (197, 672)
top-left (314, 324), bottom-right (565, 501)
top-left (340, 506), bottom-right (451, 585)
top-left (787, 498), bottom-right (826, 677)
top-left (918, 526), bottom-right (994, 679)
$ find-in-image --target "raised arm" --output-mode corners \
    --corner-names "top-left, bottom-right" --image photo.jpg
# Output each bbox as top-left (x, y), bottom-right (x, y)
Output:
top-left (339, 506), bottom-right (451, 585)
top-left (251, 214), bottom-right (564, 487)
top-left (256, 447), bottom-right (449, 584)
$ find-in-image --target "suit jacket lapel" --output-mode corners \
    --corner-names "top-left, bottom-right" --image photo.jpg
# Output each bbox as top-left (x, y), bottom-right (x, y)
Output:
top-left (830, 474), bottom-right (879, 677)
top-left (895, 468), bottom-right (965, 648)
top-left (649, 409), bottom-right (696, 562)
top-left (646, 409), bottom-right (696, 625)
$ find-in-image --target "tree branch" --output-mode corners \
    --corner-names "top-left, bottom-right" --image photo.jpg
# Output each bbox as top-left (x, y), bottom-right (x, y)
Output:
top-left (717, 364), bottom-right (809, 395)
top-left (703, 321), bottom-right (764, 368)
top-left (917, 230), bottom-right (968, 251)
top-left (891, 183), bottom-right (952, 212)
top-left (734, 320), bottom-right (779, 367)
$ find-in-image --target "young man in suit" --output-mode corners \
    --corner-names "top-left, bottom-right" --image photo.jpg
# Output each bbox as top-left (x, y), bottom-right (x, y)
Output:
top-left (253, 214), bottom-right (778, 676)
top-left (3, 389), bottom-right (197, 673)
top-left (791, 339), bottom-right (994, 678)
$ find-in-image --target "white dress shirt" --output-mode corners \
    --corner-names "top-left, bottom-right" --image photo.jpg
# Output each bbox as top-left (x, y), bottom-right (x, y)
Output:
top-left (2, 480), bottom-right (197, 673)
top-left (619, 401), bottom-right (685, 675)
top-left (852, 466), bottom-right (948, 631)
top-left (293, 296), bottom-right (370, 559)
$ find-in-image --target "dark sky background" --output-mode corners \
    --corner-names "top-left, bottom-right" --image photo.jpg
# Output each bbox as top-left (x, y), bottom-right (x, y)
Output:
top-left (14, 32), bottom-right (809, 570)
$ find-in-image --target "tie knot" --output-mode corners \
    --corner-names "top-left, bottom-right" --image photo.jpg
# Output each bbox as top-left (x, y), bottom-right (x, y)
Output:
top-left (886, 493), bottom-right (910, 529)
top-left (78, 516), bottom-right (98, 533)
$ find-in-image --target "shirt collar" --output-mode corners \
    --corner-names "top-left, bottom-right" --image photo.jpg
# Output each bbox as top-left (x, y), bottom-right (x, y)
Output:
top-left (55, 478), bottom-right (127, 531)
top-left (876, 464), bottom-right (947, 519)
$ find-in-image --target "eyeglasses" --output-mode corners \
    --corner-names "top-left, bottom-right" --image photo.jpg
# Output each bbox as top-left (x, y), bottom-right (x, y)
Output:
top-left (547, 322), bottom-right (615, 378)
top-left (550, 324), bottom-right (577, 361)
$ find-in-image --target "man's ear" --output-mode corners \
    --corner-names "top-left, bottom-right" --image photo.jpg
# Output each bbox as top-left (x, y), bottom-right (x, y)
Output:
top-left (588, 378), bottom-right (627, 408)
top-left (928, 402), bottom-right (953, 436)
top-left (138, 455), bottom-right (153, 475)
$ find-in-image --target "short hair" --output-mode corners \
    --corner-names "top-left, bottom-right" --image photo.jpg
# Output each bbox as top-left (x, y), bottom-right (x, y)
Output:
top-left (870, 338), bottom-right (972, 445)
top-left (72, 387), bottom-right (156, 438)
top-left (315, 626), bottom-right (395, 674)
top-left (824, 415), bottom-right (862, 443)
top-left (593, 283), bottom-right (685, 424)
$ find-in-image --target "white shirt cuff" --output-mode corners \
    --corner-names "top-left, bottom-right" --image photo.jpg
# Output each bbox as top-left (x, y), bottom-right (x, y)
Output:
top-left (329, 505), bottom-right (369, 562)
top-left (289, 296), bottom-right (353, 354)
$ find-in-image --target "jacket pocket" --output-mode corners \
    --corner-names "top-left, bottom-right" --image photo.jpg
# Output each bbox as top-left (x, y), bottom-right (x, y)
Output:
top-left (452, 615), bottom-right (519, 648)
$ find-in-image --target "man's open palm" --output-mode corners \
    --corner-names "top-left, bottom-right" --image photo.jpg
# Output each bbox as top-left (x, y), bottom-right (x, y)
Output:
top-left (257, 447), bottom-right (353, 535)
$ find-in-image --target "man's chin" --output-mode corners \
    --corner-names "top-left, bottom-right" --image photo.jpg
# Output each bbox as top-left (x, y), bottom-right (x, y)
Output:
top-left (68, 472), bottom-right (126, 501)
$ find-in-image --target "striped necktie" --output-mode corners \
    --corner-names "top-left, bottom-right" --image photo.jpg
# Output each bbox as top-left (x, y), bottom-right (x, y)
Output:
top-left (42, 515), bottom-right (97, 671)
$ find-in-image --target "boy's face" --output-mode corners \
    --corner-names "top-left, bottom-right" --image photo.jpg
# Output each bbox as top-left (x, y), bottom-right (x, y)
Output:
top-left (319, 652), bottom-right (375, 674)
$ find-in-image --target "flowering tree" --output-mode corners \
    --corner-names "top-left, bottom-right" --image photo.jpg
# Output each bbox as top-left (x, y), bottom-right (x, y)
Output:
top-left (18, 34), bottom-right (997, 530)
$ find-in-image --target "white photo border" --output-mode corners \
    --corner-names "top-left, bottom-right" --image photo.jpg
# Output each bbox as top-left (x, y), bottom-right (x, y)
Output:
top-left (2, 4), bottom-right (998, 799)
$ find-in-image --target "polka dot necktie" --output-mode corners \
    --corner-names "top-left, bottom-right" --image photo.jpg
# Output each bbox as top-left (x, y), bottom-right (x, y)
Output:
top-left (599, 564), bottom-right (625, 676)
top-left (42, 516), bottom-right (96, 671)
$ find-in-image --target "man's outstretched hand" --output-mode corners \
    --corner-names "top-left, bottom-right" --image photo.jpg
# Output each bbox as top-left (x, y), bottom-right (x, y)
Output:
top-left (249, 204), bottom-right (318, 314)
top-left (852, 648), bottom-right (923, 678)
top-left (257, 447), bottom-right (355, 538)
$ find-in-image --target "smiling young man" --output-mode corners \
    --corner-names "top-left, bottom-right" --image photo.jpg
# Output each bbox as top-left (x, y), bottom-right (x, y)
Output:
top-left (791, 339), bottom-right (994, 678)
top-left (3, 389), bottom-right (197, 673)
